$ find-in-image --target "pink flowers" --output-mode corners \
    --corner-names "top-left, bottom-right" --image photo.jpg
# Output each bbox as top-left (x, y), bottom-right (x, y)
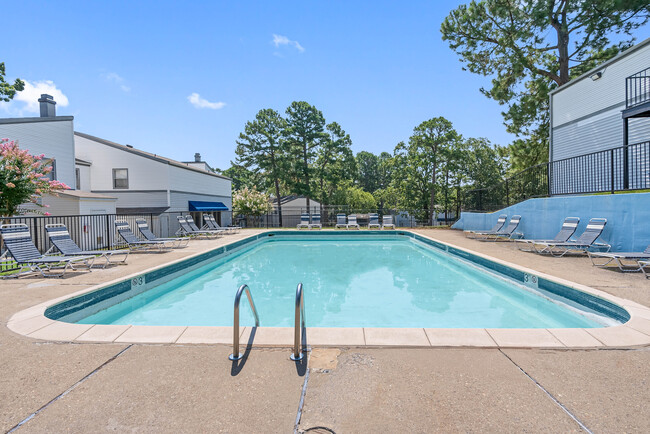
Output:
top-left (6, 182), bottom-right (15, 188)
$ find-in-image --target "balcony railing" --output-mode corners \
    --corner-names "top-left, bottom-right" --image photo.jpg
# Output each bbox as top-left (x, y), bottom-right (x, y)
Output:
top-left (626, 67), bottom-right (650, 109)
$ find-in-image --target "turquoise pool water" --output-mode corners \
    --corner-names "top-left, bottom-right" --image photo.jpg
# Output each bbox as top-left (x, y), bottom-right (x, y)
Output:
top-left (77, 236), bottom-right (609, 328)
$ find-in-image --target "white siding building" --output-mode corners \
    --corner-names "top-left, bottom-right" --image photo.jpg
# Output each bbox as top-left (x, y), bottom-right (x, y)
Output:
top-left (550, 38), bottom-right (650, 161)
top-left (74, 132), bottom-right (232, 224)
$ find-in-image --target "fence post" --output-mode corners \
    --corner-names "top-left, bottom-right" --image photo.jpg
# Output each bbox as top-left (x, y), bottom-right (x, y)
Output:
top-left (610, 149), bottom-right (615, 194)
top-left (623, 119), bottom-right (629, 190)
top-left (505, 180), bottom-right (510, 207)
top-left (105, 214), bottom-right (111, 248)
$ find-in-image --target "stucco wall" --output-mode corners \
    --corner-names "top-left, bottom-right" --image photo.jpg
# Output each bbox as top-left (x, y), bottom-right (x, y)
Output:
top-left (452, 192), bottom-right (650, 252)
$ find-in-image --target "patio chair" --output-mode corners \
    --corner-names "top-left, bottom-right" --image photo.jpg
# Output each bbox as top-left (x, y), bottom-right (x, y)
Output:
top-left (637, 260), bottom-right (650, 278)
top-left (204, 215), bottom-right (239, 234)
top-left (135, 219), bottom-right (190, 248)
top-left (588, 245), bottom-right (650, 272)
top-left (514, 217), bottom-right (580, 252)
top-left (477, 215), bottom-right (523, 241)
top-left (115, 221), bottom-right (171, 251)
top-left (297, 213), bottom-right (310, 229)
top-left (309, 213), bottom-right (322, 230)
top-left (335, 214), bottom-right (347, 229)
top-left (381, 215), bottom-right (396, 230)
top-left (368, 213), bottom-right (381, 229)
top-left (347, 214), bottom-right (360, 230)
top-left (532, 218), bottom-right (609, 257)
top-left (0, 224), bottom-right (94, 278)
top-left (465, 214), bottom-right (507, 239)
top-left (45, 223), bottom-right (129, 268)
top-left (178, 215), bottom-right (221, 238)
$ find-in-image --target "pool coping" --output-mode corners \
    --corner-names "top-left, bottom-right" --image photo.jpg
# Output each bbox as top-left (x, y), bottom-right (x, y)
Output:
top-left (7, 230), bottom-right (650, 349)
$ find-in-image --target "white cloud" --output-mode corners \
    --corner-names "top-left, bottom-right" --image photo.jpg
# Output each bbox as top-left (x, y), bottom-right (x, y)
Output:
top-left (272, 34), bottom-right (304, 52)
top-left (10, 80), bottom-right (69, 114)
top-left (187, 93), bottom-right (226, 110)
top-left (101, 72), bottom-right (131, 92)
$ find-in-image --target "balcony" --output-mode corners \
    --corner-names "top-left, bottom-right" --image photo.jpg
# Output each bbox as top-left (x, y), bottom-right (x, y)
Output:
top-left (623, 67), bottom-right (650, 119)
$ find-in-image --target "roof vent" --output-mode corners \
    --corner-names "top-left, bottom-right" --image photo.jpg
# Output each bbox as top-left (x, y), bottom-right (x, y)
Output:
top-left (38, 94), bottom-right (56, 117)
top-left (126, 144), bottom-right (133, 148)
top-left (194, 152), bottom-right (201, 162)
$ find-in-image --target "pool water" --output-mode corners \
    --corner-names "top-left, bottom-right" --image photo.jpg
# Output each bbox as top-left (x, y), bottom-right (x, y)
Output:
top-left (78, 236), bottom-right (607, 328)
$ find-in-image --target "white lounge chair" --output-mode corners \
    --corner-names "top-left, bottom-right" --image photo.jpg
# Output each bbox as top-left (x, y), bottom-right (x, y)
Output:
top-left (477, 215), bottom-right (523, 241)
top-left (381, 215), bottom-right (396, 229)
top-left (297, 213), bottom-right (310, 229)
top-left (46, 223), bottom-right (129, 268)
top-left (465, 214), bottom-right (507, 239)
top-left (589, 245), bottom-right (650, 272)
top-left (309, 214), bottom-right (322, 230)
top-left (347, 214), bottom-right (360, 230)
top-left (136, 219), bottom-right (190, 248)
top-left (368, 213), bottom-right (381, 229)
top-left (515, 217), bottom-right (580, 252)
top-left (335, 214), bottom-right (347, 229)
top-left (533, 218), bottom-right (609, 257)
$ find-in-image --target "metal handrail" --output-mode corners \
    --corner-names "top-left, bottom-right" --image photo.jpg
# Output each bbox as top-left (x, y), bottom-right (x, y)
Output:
top-left (290, 282), bottom-right (307, 361)
top-left (229, 284), bottom-right (260, 361)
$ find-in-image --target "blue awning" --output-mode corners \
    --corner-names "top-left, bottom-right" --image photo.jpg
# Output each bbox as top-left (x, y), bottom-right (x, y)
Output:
top-left (188, 201), bottom-right (229, 211)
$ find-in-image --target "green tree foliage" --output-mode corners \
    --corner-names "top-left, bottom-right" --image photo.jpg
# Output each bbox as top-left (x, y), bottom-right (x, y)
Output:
top-left (391, 117), bottom-right (460, 224)
top-left (235, 109), bottom-right (287, 225)
top-left (441, 0), bottom-right (650, 171)
top-left (331, 183), bottom-right (377, 211)
top-left (215, 164), bottom-right (261, 191)
top-left (0, 62), bottom-right (24, 102)
top-left (314, 122), bottom-right (356, 208)
top-left (355, 151), bottom-right (394, 194)
top-left (284, 101), bottom-right (328, 209)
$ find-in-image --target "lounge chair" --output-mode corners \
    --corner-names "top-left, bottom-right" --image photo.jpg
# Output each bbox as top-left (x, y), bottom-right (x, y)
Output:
top-left (636, 260), bottom-right (650, 278)
top-left (477, 215), bottom-right (522, 241)
top-left (347, 214), bottom-right (360, 230)
top-left (588, 245), bottom-right (650, 272)
top-left (115, 221), bottom-right (171, 251)
top-left (186, 215), bottom-right (223, 237)
top-left (297, 213), bottom-right (310, 229)
top-left (532, 218), bottom-right (609, 257)
top-left (368, 213), bottom-right (381, 229)
top-left (204, 215), bottom-right (239, 234)
top-left (309, 213), bottom-right (322, 230)
top-left (335, 214), bottom-right (347, 229)
top-left (136, 219), bottom-right (190, 248)
top-left (176, 216), bottom-right (220, 238)
top-left (514, 217), bottom-right (580, 252)
top-left (381, 215), bottom-right (396, 229)
top-left (0, 224), bottom-right (94, 277)
top-left (45, 223), bottom-right (129, 268)
top-left (465, 214), bottom-right (507, 239)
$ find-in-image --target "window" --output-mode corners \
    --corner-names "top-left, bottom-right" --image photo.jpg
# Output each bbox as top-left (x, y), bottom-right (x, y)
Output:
top-left (75, 168), bottom-right (81, 190)
top-left (112, 168), bottom-right (129, 189)
top-left (42, 158), bottom-right (56, 181)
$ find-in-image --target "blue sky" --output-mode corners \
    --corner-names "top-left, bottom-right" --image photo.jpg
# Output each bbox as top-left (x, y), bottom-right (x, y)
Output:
top-left (2, 1), bottom-right (649, 170)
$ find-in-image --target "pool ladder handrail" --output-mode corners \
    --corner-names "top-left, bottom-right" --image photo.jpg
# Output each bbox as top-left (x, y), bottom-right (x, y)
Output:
top-left (229, 284), bottom-right (260, 361)
top-left (291, 282), bottom-right (307, 361)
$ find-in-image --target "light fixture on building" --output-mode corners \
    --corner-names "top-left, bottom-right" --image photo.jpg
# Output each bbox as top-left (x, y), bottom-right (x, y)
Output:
top-left (590, 71), bottom-right (603, 81)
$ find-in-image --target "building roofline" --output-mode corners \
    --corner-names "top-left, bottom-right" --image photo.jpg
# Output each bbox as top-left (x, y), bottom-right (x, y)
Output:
top-left (0, 116), bottom-right (74, 125)
top-left (550, 37), bottom-right (650, 96)
top-left (74, 131), bottom-right (231, 181)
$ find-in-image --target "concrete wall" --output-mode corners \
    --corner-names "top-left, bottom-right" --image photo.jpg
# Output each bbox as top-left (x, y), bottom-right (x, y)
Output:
top-left (0, 118), bottom-right (76, 188)
top-left (452, 192), bottom-right (650, 252)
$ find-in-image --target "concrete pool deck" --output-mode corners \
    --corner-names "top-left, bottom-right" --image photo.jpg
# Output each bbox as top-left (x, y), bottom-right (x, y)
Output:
top-left (1, 228), bottom-right (650, 432)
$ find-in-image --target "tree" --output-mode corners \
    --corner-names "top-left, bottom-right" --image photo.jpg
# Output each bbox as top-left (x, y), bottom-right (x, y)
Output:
top-left (232, 186), bottom-right (272, 227)
top-left (0, 139), bottom-right (69, 217)
top-left (215, 164), bottom-right (262, 191)
top-left (355, 151), bottom-right (380, 192)
top-left (283, 101), bottom-right (328, 209)
top-left (0, 62), bottom-right (24, 102)
top-left (235, 109), bottom-right (287, 225)
top-left (313, 122), bottom-right (356, 210)
top-left (441, 0), bottom-right (650, 170)
top-left (392, 117), bottom-right (459, 224)
top-left (331, 183), bottom-right (377, 211)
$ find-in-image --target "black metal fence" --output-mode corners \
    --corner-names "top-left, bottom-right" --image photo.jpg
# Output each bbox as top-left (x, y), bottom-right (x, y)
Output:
top-left (627, 67), bottom-right (650, 109)
top-left (463, 140), bottom-right (650, 212)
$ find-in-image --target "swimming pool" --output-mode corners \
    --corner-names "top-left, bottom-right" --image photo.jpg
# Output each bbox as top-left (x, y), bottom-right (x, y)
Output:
top-left (46, 232), bottom-right (628, 329)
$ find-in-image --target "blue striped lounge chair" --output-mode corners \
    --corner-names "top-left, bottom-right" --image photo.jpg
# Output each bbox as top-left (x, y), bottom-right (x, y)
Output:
top-left (176, 216), bottom-right (219, 238)
top-left (204, 215), bottom-right (239, 234)
top-left (309, 214), bottom-right (322, 230)
top-left (135, 219), bottom-right (190, 248)
top-left (46, 223), bottom-right (129, 268)
top-left (0, 224), bottom-right (94, 277)
top-left (347, 214), bottom-right (360, 230)
top-left (116, 221), bottom-right (171, 251)
top-left (533, 218), bottom-right (609, 257)
top-left (465, 214), bottom-right (507, 239)
top-left (381, 215), bottom-right (396, 229)
top-left (297, 213), bottom-right (310, 229)
top-left (514, 217), bottom-right (580, 252)
top-left (335, 214), bottom-right (347, 229)
top-left (588, 245), bottom-right (650, 272)
top-left (186, 215), bottom-right (222, 237)
top-left (368, 213), bottom-right (381, 229)
top-left (477, 215), bottom-right (522, 241)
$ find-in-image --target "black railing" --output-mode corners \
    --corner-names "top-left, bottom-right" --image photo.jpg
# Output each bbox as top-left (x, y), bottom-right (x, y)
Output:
top-left (464, 141), bottom-right (650, 212)
top-left (626, 67), bottom-right (650, 109)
